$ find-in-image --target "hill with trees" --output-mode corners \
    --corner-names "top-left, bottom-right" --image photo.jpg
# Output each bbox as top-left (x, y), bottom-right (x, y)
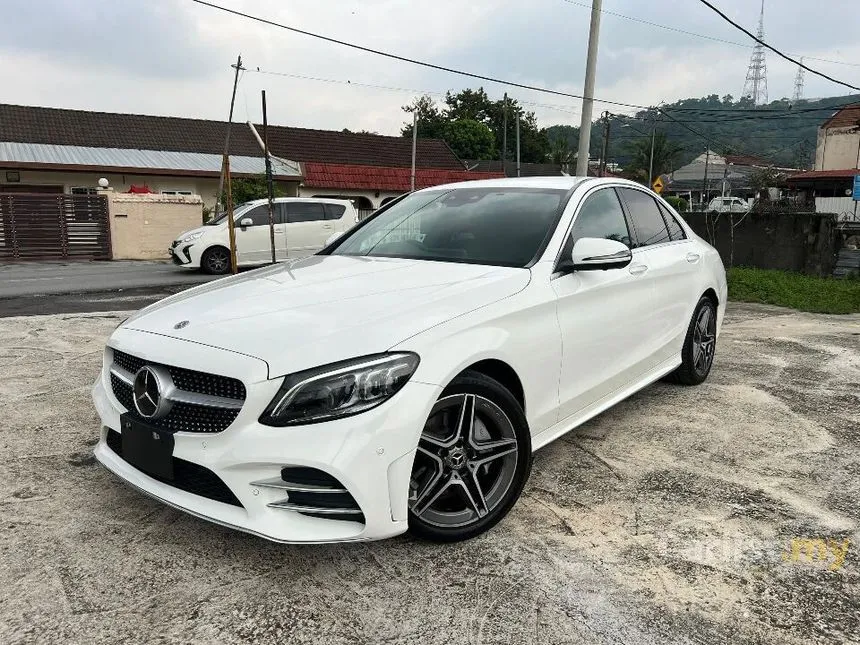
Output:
top-left (401, 89), bottom-right (859, 174)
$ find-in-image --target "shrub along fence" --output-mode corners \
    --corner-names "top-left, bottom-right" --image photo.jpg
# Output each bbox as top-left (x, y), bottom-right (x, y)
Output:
top-left (680, 211), bottom-right (840, 277)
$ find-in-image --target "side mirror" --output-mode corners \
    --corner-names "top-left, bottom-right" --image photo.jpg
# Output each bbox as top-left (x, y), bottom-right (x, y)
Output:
top-left (239, 217), bottom-right (253, 228)
top-left (569, 237), bottom-right (632, 271)
top-left (324, 231), bottom-right (345, 246)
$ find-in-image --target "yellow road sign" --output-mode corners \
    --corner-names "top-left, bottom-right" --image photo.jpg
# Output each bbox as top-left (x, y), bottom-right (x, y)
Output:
top-left (652, 176), bottom-right (664, 193)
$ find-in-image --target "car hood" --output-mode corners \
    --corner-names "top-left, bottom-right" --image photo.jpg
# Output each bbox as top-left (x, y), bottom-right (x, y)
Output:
top-left (123, 255), bottom-right (530, 377)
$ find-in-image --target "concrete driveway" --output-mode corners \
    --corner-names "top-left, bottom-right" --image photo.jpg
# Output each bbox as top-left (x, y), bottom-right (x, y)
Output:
top-left (1, 304), bottom-right (858, 644)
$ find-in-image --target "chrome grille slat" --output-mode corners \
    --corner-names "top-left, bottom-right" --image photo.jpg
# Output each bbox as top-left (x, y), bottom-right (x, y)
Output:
top-left (267, 500), bottom-right (364, 515)
top-left (250, 477), bottom-right (347, 494)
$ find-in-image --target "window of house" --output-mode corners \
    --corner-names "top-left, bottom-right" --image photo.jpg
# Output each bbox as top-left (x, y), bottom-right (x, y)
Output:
top-left (70, 187), bottom-right (98, 195)
top-left (161, 190), bottom-right (193, 196)
top-left (618, 188), bottom-right (671, 248)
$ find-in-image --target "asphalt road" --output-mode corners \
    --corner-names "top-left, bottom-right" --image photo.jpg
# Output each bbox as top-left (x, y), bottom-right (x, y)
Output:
top-left (0, 261), bottom-right (215, 298)
top-left (0, 261), bottom-right (220, 317)
top-left (2, 303), bottom-right (859, 644)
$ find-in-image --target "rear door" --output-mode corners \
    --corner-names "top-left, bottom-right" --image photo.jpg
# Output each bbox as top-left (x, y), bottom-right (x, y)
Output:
top-left (618, 188), bottom-right (699, 365)
top-left (552, 187), bottom-right (657, 420)
top-left (285, 201), bottom-right (330, 257)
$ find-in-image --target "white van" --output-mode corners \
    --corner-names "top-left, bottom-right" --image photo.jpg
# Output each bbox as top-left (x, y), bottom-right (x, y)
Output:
top-left (707, 196), bottom-right (750, 213)
top-left (170, 198), bottom-right (358, 274)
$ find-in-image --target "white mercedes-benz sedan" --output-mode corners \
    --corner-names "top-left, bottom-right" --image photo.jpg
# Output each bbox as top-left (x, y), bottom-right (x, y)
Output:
top-left (93, 177), bottom-right (726, 544)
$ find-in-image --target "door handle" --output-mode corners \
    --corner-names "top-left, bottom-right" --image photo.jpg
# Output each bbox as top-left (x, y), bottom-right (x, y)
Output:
top-left (322, 224), bottom-right (333, 230)
top-left (686, 252), bottom-right (701, 264)
top-left (629, 264), bottom-right (648, 276)
top-left (274, 229), bottom-right (284, 234)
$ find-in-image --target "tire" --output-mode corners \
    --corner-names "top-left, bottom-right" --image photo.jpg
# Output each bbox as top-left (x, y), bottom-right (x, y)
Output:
top-left (201, 246), bottom-right (231, 275)
top-left (408, 371), bottom-right (532, 542)
top-left (669, 296), bottom-right (718, 386)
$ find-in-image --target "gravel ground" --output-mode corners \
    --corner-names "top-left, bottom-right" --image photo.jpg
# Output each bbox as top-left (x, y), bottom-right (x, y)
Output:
top-left (1, 303), bottom-right (858, 645)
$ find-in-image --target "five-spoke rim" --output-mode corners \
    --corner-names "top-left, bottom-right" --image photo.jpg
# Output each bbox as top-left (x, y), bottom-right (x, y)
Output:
top-left (409, 394), bottom-right (519, 528)
top-left (692, 305), bottom-right (716, 376)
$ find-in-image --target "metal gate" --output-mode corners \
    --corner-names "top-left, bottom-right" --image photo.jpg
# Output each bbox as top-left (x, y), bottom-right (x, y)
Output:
top-left (0, 194), bottom-right (111, 261)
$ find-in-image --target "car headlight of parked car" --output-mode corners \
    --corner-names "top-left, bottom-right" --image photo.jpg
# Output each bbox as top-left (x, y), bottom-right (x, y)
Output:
top-left (181, 231), bottom-right (204, 243)
top-left (260, 353), bottom-right (420, 426)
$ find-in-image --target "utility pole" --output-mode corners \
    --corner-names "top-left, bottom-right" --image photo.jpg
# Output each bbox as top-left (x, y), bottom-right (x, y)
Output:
top-left (261, 90), bottom-right (277, 265)
top-left (410, 110), bottom-right (418, 192)
top-left (502, 93), bottom-right (508, 166)
top-left (515, 108), bottom-right (521, 177)
top-left (702, 148), bottom-right (711, 209)
top-left (648, 109), bottom-right (659, 186)
top-left (599, 111), bottom-right (611, 177)
top-left (576, 0), bottom-right (603, 177)
top-left (220, 54), bottom-right (243, 274)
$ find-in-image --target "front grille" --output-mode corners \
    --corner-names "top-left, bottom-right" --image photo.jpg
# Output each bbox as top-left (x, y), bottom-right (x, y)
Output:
top-left (106, 429), bottom-right (242, 507)
top-left (113, 350), bottom-right (246, 401)
top-left (109, 350), bottom-right (245, 434)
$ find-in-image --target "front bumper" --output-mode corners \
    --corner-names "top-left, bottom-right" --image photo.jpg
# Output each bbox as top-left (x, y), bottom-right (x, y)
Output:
top-left (91, 335), bottom-right (441, 544)
top-left (169, 242), bottom-right (196, 267)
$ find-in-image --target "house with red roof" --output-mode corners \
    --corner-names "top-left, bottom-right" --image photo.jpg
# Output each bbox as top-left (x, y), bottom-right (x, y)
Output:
top-left (0, 103), bottom-right (502, 214)
top-left (786, 103), bottom-right (860, 221)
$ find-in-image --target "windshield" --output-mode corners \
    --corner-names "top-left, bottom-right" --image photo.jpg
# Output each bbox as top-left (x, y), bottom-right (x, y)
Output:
top-left (329, 187), bottom-right (567, 267)
top-left (205, 202), bottom-right (254, 225)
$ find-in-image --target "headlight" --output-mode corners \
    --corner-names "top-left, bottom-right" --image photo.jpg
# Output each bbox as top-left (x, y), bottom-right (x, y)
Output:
top-left (181, 231), bottom-right (204, 243)
top-left (259, 353), bottom-right (420, 427)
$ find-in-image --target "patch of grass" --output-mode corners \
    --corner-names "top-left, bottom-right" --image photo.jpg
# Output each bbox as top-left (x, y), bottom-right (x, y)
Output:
top-left (727, 267), bottom-right (860, 314)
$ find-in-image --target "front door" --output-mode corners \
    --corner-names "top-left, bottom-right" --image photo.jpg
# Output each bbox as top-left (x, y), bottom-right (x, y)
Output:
top-left (235, 204), bottom-right (281, 265)
top-left (284, 201), bottom-right (332, 258)
top-left (552, 187), bottom-right (656, 421)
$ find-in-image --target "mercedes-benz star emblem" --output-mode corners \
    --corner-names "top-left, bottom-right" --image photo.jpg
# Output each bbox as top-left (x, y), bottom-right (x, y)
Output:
top-left (133, 366), bottom-right (167, 419)
top-left (174, 320), bottom-right (189, 330)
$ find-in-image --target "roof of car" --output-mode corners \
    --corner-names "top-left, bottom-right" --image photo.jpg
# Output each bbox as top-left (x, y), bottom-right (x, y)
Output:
top-left (418, 176), bottom-right (643, 192)
top-left (242, 197), bottom-right (354, 206)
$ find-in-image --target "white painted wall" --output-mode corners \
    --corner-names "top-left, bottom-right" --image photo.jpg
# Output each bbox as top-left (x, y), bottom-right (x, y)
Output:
top-left (1, 169), bottom-right (299, 210)
top-left (297, 186), bottom-right (403, 210)
top-left (816, 196), bottom-right (859, 221)
top-left (816, 127), bottom-right (860, 171)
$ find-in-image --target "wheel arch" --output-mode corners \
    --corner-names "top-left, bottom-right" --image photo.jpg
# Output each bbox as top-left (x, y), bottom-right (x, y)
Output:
top-left (702, 287), bottom-right (719, 308)
top-left (453, 358), bottom-right (526, 415)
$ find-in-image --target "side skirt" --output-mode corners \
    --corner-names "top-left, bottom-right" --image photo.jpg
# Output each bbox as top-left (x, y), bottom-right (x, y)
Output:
top-left (531, 354), bottom-right (681, 452)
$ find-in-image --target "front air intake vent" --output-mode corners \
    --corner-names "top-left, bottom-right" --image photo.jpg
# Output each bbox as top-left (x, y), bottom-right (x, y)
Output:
top-left (251, 467), bottom-right (364, 523)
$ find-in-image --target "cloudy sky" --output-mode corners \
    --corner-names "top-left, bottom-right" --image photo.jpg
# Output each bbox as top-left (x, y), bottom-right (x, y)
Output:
top-left (2, 0), bottom-right (859, 134)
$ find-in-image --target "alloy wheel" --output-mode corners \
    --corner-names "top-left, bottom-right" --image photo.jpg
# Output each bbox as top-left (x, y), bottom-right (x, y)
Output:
top-left (206, 249), bottom-right (229, 274)
top-left (692, 305), bottom-right (716, 376)
top-left (409, 393), bottom-right (519, 528)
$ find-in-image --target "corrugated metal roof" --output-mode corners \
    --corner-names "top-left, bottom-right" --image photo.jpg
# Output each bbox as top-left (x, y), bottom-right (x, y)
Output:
top-left (0, 141), bottom-right (301, 177)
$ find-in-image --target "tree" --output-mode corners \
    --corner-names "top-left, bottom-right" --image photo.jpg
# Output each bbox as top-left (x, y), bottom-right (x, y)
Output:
top-left (401, 95), bottom-right (446, 139)
top-left (443, 119), bottom-right (496, 160)
top-left (221, 175), bottom-right (284, 208)
top-left (548, 136), bottom-right (574, 165)
top-left (401, 88), bottom-right (551, 162)
top-left (749, 166), bottom-right (786, 201)
top-left (624, 132), bottom-right (685, 183)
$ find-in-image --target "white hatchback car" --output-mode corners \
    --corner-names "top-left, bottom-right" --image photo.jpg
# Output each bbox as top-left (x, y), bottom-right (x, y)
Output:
top-left (93, 177), bottom-right (726, 544)
top-left (707, 196), bottom-right (750, 213)
top-left (169, 197), bottom-right (358, 273)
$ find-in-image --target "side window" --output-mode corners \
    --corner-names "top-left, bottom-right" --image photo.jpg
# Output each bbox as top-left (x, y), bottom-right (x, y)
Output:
top-left (325, 204), bottom-right (346, 220)
top-left (286, 202), bottom-right (326, 223)
top-left (619, 188), bottom-right (671, 248)
top-left (239, 205), bottom-right (271, 226)
top-left (570, 188), bottom-right (632, 247)
top-left (658, 203), bottom-right (686, 242)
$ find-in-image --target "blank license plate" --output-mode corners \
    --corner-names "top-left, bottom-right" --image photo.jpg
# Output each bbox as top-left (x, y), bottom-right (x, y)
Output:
top-left (120, 414), bottom-right (175, 480)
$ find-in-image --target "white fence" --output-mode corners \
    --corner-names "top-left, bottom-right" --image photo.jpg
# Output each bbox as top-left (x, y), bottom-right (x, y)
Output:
top-left (815, 197), bottom-right (859, 223)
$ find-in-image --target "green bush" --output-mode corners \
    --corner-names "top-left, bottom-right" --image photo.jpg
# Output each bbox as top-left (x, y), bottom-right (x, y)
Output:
top-left (727, 267), bottom-right (860, 314)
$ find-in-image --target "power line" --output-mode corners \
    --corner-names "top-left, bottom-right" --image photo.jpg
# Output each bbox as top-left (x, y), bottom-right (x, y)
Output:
top-left (696, 0), bottom-right (860, 93)
top-left (247, 68), bottom-right (584, 117)
top-left (560, 0), bottom-right (860, 68)
top-left (189, 0), bottom-right (651, 111)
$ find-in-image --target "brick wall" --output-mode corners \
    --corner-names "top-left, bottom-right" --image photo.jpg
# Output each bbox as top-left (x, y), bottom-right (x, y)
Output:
top-left (104, 191), bottom-right (203, 260)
